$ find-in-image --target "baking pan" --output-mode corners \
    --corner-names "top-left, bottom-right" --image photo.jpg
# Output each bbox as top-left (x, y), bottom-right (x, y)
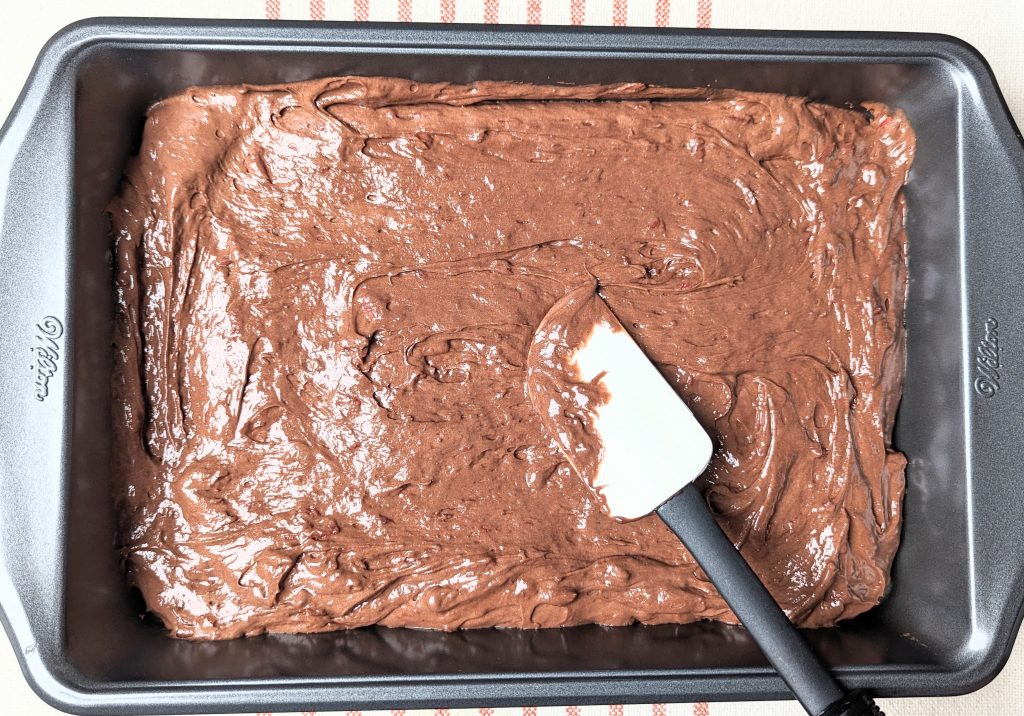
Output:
top-left (0, 17), bottom-right (1022, 715)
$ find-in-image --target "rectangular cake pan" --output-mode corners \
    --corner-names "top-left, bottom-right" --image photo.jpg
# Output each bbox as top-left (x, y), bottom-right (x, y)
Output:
top-left (0, 18), bottom-right (1022, 715)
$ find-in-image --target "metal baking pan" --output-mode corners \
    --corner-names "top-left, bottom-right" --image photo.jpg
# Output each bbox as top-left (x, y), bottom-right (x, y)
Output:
top-left (0, 17), bottom-right (1022, 715)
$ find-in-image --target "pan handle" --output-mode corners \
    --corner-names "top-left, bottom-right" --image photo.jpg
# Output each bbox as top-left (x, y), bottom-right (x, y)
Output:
top-left (954, 60), bottom-right (1024, 681)
top-left (0, 24), bottom-right (80, 694)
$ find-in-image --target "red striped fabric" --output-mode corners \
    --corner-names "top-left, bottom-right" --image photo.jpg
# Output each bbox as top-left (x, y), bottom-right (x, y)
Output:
top-left (258, 1), bottom-right (717, 34)
top-left (655, 0), bottom-right (670, 27)
top-left (697, 0), bottom-right (713, 28)
top-left (612, 0), bottom-right (627, 26)
top-left (527, 0), bottom-right (542, 24)
top-left (398, 0), bottom-right (412, 22)
top-left (570, 0), bottom-right (585, 25)
top-left (353, 0), bottom-right (369, 22)
top-left (484, 0), bottom-right (499, 23)
top-left (441, 0), bottom-right (456, 22)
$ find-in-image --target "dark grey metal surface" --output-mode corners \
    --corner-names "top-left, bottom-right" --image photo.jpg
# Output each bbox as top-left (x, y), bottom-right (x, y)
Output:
top-left (0, 17), bottom-right (1020, 716)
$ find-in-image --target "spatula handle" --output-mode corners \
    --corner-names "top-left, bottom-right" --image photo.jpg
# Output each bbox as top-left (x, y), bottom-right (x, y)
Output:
top-left (656, 485), bottom-right (882, 716)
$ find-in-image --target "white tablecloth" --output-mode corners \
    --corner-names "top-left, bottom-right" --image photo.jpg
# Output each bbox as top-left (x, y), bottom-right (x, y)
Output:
top-left (0, 1), bottom-right (1020, 714)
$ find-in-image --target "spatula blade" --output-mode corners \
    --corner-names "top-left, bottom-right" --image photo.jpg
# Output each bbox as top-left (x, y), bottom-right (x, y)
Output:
top-left (527, 287), bottom-right (713, 520)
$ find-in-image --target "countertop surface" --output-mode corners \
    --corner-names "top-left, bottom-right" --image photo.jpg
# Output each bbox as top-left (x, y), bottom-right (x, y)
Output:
top-left (0, 1), bottom-right (1021, 715)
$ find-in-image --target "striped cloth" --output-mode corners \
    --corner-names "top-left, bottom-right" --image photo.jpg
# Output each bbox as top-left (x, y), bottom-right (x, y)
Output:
top-left (0, 1), bottom-right (1021, 715)
top-left (265, 0), bottom-right (713, 28)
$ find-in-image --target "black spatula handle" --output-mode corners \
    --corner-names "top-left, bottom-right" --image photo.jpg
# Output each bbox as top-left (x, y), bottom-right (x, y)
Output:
top-left (656, 484), bottom-right (883, 716)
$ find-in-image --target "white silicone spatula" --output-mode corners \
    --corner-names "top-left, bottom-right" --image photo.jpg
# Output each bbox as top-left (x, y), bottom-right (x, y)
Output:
top-left (526, 287), bottom-right (882, 716)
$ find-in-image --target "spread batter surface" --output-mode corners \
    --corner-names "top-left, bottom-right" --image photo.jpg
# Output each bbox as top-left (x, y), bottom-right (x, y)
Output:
top-left (110, 76), bottom-right (914, 640)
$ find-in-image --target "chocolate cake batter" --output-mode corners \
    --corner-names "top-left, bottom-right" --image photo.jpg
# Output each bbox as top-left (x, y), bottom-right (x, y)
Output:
top-left (526, 284), bottom-right (614, 493)
top-left (110, 76), bottom-right (915, 640)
